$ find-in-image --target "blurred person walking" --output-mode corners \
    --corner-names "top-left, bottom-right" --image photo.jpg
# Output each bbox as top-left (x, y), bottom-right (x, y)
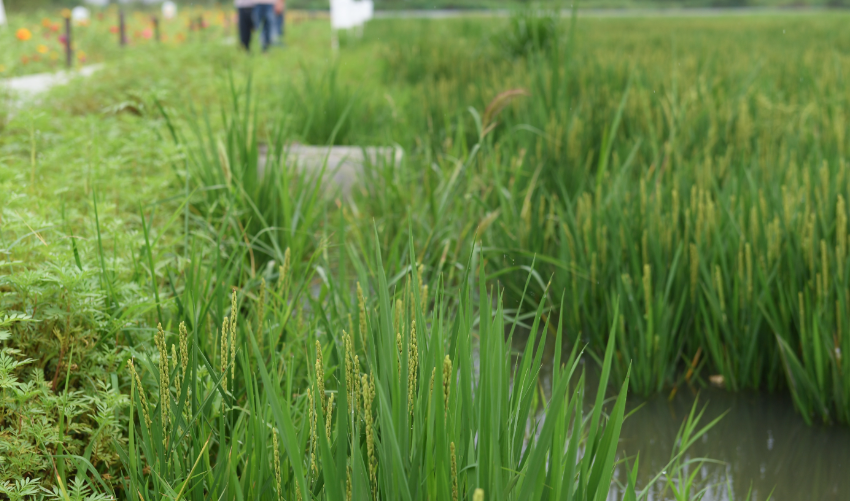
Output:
top-left (274, 0), bottom-right (285, 45)
top-left (235, 0), bottom-right (255, 50)
top-left (254, 0), bottom-right (277, 52)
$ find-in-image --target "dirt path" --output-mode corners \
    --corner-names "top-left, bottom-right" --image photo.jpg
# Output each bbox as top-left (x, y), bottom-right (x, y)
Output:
top-left (1, 64), bottom-right (103, 97)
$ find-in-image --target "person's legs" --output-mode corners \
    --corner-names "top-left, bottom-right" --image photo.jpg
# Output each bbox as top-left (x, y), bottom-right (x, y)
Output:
top-left (261, 5), bottom-right (275, 51)
top-left (276, 11), bottom-right (284, 38)
top-left (253, 5), bottom-right (272, 51)
top-left (237, 7), bottom-right (252, 51)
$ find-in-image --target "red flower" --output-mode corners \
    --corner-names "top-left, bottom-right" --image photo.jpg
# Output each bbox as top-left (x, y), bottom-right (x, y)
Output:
top-left (109, 26), bottom-right (119, 34)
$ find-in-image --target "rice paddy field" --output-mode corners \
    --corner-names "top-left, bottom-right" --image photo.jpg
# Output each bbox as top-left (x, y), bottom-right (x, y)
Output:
top-left (2, 4), bottom-right (850, 501)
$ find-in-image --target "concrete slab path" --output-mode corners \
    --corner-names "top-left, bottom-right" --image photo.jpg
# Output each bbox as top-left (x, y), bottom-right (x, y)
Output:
top-left (1, 64), bottom-right (103, 97)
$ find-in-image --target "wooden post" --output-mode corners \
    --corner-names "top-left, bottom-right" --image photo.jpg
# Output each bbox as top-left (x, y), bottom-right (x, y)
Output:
top-left (64, 17), bottom-right (72, 68)
top-left (153, 15), bottom-right (160, 42)
top-left (119, 10), bottom-right (127, 46)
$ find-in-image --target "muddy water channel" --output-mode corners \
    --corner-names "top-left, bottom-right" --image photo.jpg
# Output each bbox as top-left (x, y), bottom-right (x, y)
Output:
top-left (607, 388), bottom-right (850, 501)
top-left (518, 330), bottom-right (850, 501)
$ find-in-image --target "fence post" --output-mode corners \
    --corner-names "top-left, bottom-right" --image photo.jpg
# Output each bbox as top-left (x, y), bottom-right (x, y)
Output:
top-left (153, 15), bottom-right (160, 42)
top-left (65, 17), bottom-right (72, 68)
top-left (119, 9), bottom-right (127, 46)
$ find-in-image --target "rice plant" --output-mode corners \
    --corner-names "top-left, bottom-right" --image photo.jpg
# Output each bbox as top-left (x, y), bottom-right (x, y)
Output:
top-left (117, 230), bottom-right (725, 500)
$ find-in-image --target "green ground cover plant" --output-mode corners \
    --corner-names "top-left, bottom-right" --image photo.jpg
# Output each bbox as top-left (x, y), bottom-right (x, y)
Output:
top-left (2, 5), bottom-right (845, 498)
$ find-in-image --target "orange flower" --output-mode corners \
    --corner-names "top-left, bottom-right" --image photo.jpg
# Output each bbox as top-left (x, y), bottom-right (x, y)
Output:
top-left (77, 51), bottom-right (87, 63)
top-left (42, 18), bottom-right (53, 28)
top-left (109, 26), bottom-right (119, 34)
top-left (61, 9), bottom-right (72, 19)
top-left (16, 28), bottom-right (33, 41)
top-left (36, 44), bottom-right (49, 54)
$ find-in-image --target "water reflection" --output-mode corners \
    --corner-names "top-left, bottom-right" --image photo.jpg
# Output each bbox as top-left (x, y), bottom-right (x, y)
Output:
top-left (508, 326), bottom-right (850, 501)
top-left (609, 388), bottom-right (850, 501)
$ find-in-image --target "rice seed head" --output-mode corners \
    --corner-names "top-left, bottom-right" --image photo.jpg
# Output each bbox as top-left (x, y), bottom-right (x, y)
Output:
top-left (315, 340), bottom-right (326, 413)
top-left (220, 316), bottom-right (229, 393)
top-left (590, 252), bottom-right (598, 298)
top-left (325, 393), bottom-right (334, 440)
top-left (473, 488), bottom-right (485, 501)
top-left (394, 298), bottom-right (403, 334)
top-left (155, 323), bottom-right (170, 441)
top-left (782, 185), bottom-right (793, 225)
top-left (230, 291), bottom-right (238, 382)
top-left (346, 466), bottom-right (352, 501)
top-left (354, 354), bottom-right (361, 414)
top-left (278, 247), bottom-right (291, 298)
top-left (696, 190), bottom-right (705, 244)
top-left (642, 265), bottom-right (653, 319)
top-left (450, 442), bottom-right (459, 501)
top-left (362, 373), bottom-right (376, 486)
top-left (767, 217), bottom-right (781, 266)
top-left (714, 265), bottom-right (726, 322)
top-left (127, 359), bottom-right (151, 431)
top-left (672, 189), bottom-right (680, 231)
top-left (273, 429), bottom-right (283, 501)
top-left (396, 331), bottom-right (403, 378)
top-left (343, 331), bottom-right (357, 414)
top-left (443, 355), bottom-right (452, 418)
top-left (745, 243), bottom-right (753, 303)
top-left (230, 288), bottom-right (238, 341)
top-left (421, 284), bottom-right (429, 317)
top-left (308, 386), bottom-right (318, 475)
top-left (179, 321), bottom-right (189, 385)
top-left (172, 344), bottom-right (181, 403)
top-left (408, 320), bottom-right (418, 418)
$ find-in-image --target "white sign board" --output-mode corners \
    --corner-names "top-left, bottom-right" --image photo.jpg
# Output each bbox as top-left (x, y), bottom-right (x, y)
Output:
top-left (330, 0), bottom-right (373, 30)
top-left (83, 0), bottom-right (109, 6)
top-left (0, 0), bottom-right (7, 27)
top-left (72, 7), bottom-right (91, 23)
top-left (162, 1), bottom-right (177, 20)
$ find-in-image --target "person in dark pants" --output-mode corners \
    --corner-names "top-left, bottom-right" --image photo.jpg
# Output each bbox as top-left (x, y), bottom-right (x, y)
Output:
top-left (274, 0), bottom-right (285, 44)
top-left (253, 0), bottom-right (276, 52)
top-left (235, 0), bottom-right (255, 51)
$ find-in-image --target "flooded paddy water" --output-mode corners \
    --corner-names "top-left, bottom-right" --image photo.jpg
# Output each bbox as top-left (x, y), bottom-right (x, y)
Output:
top-left (516, 329), bottom-right (850, 500)
top-left (611, 388), bottom-right (850, 501)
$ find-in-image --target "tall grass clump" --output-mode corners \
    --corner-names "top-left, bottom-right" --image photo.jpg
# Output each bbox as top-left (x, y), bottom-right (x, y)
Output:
top-left (472, 14), bottom-right (850, 423)
top-left (158, 78), bottom-right (327, 275)
top-left (118, 230), bottom-right (726, 500)
top-left (497, 6), bottom-right (562, 58)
